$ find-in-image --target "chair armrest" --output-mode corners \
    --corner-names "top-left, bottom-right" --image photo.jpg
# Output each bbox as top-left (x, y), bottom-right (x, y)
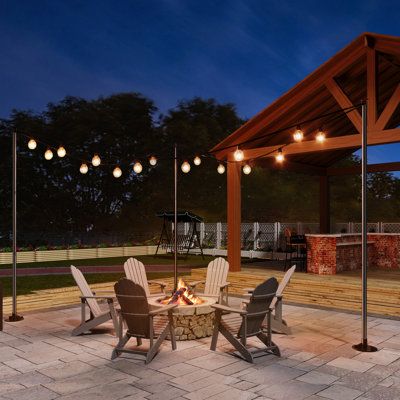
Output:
top-left (148, 280), bottom-right (167, 289)
top-left (212, 304), bottom-right (247, 315)
top-left (189, 280), bottom-right (206, 288)
top-left (218, 282), bottom-right (230, 289)
top-left (276, 294), bottom-right (283, 300)
top-left (80, 295), bottom-right (115, 301)
top-left (149, 304), bottom-right (177, 315)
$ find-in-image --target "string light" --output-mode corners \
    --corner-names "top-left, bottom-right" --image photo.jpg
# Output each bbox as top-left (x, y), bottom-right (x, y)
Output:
top-left (113, 167), bottom-right (122, 178)
top-left (217, 164), bottom-right (225, 174)
top-left (243, 164), bottom-right (252, 175)
top-left (193, 156), bottom-right (201, 166)
top-left (44, 149), bottom-right (53, 160)
top-left (79, 163), bottom-right (89, 174)
top-left (28, 139), bottom-right (37, 150)
top-left (92, 154), bottom-right (101, 166)
top-left (316, 129), bottom-right (326, 143)
top-left (149, 155), bottom-right (157, 166)
top-left (233, 147), bottom-right (244, 161)
top-left (275, 148), bottom-right (284, 163)
top-left (57, 146), bottom-right (66, 158)
top-left (293, 126), bottom-right (304, 142)
top-left (133, 161), bottom-right (143, 174)
top-left (181, 161), bottom-right (191, 173)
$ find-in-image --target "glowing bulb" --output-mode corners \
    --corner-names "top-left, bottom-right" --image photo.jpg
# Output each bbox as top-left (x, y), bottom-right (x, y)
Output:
top-left (275, 149), bottom-right (284, 163)
top-left (193, 156), bottom-right (201, 166)
top-left (316, 130), bottom-right (326, 143)
top-left (113, 167), bottom-right (122, 178)
top-left (293, 127), bottom-right (304, 142)
top-left (181, 161), bottom-right (191, 173)
top-left (28, 139), bottom-right (37, 150)
top-left (217, 164), bottom-right (226, 174)
top-left (243, 164), bottom-right (252, 175)
top-left (133, 161), bottom-right (143, 174)
top-left (44, 149), bottom-right (53, 160)
top-left (92, 154), bottom-right (101, 167)
top-left (57, 146), bottom-right (66, 158)
top-left (80, 163), bottom-right (88, 174)
top-left (233, 147), bottom-right (244, 161)
top-left (149, 155), bottom-right (157, 166)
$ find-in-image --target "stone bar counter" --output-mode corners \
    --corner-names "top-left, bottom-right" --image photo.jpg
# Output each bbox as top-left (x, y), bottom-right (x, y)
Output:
top-left (305, 233), bottom-right (400, 274)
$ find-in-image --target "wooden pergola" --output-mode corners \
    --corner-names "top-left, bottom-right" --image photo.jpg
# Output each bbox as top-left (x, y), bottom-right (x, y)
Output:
top-left (210, 32), bottom-right (400, 272)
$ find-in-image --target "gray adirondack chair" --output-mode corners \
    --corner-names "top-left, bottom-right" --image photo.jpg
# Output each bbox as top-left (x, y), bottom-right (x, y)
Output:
top-left (124, 257), bottom-right (167, 297)
top-left (190, 257), bottom-right (230, 304)
top-left (70, 265), bottom-right (118, 336)
top-left (111, 278), bottom-right (177, 363)
top-left (210, 277), bottom-right (280, 363)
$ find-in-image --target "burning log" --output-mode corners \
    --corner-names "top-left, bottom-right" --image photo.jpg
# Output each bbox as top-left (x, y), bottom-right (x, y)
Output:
top-left (168, 288), bottom-right (186, 305)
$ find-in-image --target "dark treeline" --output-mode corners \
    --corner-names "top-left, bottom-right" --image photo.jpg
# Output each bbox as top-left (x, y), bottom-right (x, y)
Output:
top-left (1, 93), bottom-right (399, 246)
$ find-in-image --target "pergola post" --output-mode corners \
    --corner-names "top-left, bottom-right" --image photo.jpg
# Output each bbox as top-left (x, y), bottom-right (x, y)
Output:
top-left (319, 175), bottom-right (330, 234)
top-left (227, 160), bottom-right (241, 271)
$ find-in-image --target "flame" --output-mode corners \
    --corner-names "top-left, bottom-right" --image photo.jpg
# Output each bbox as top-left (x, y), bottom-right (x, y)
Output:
top-left (159, 278), bottom-right (204, 305)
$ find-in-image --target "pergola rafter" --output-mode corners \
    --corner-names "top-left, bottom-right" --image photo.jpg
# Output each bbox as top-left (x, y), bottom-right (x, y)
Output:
top-left (210, 32), bottom-right (400, 271)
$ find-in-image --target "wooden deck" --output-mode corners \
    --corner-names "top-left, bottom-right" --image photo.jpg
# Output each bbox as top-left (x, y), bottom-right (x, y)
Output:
top-left (3, 265), bottom-right (400, 318)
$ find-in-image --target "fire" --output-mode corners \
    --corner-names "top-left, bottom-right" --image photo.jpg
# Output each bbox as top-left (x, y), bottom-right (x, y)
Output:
top-left (159, 278), bottom-right (204, 305)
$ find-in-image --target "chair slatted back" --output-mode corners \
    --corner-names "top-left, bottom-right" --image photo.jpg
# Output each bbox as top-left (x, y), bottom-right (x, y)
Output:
top-left (114, 278), bottom-right (150, 338)
top-left (270, 265), bottom-right (296, 310)
top-left (239, 277), bottom-right (278, 337)
top-left (71, 265), bottom-right (102, 317)
top-left (124, 258), bottom-right (150, 296)
top-left (204, 257), bottom-right (229, 296)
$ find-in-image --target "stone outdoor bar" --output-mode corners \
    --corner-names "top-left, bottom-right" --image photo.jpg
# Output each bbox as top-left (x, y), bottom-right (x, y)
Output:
top-left (306, 233), bottom-right (400, 274)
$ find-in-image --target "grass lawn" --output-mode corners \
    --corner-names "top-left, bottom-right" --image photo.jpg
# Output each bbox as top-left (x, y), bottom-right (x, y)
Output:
top-left (0, 254), bottom-right (213, 269)
top-left (0, 271), bottom-right (183, 297)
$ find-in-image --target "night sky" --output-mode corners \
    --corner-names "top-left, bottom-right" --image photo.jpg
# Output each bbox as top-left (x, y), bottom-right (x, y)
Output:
top-left (1, 0), bottom-right (399, 163)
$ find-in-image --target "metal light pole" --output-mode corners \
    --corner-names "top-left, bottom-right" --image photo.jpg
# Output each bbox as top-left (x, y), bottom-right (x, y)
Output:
top-left (8, 131), bottom-right (23, 322)
top-left (352, 103), bottom-right (376, 352)
top-left (173, 144), bottom-right (178, 290)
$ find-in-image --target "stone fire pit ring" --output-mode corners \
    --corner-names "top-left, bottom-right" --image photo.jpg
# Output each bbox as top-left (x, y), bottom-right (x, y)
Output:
top-left (147, 296), bottom-right (217, 340)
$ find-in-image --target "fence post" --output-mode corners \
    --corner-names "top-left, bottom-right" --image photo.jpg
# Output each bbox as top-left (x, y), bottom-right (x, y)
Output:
top-left (379, 222), bottom-right (383, 233)
top-left (216, 222), bottom-right (222, 250)
top-left (253, 222), bottom-right (259, 251)
top-left (274, 222), bottom-right (280, 250)
top-left (200, 222), bottom-right (205, 245)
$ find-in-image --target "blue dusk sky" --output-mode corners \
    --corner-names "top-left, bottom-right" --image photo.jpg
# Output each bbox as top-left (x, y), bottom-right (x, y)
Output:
top-left (0, 0), bottom-right (399, 164)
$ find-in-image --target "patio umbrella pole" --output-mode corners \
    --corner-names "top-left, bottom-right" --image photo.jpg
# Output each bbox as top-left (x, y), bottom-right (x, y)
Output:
top-left (174, 143), bottom-right (178, 291)
top-left (7, 131), bottom-right (23, 322)
top-left (352, 103), bottom-right (376, 352)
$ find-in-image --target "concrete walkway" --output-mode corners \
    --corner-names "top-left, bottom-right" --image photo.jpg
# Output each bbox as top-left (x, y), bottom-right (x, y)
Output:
top-left (1, 299), bottom-right (400, 399)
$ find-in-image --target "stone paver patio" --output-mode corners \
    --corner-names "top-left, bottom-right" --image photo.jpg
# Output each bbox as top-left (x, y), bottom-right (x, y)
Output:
top-left (2, 299), bottom-right (400, 400)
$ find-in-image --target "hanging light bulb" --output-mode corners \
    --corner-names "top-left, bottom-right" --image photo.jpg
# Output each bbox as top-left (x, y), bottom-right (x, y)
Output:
top-left (57, 146), bottom-right (66, 158)
top-left (233, 147), bottom-right (244, 161)
top-left (133, 161), bottom-right (143, 174)
top-left (275, 148), bottom-right (285, 163)
top-left (44, 149), bottom-right (53, 160)
top-left (92, 154), bottom-right (101, 167)
top-left (149, 155), bottom-right (157, 166)
top-left (243, 164), bottom-right (252, 175)
top-left (113, 167), bottom-right (122, 178)
top-left (193, 156), bottom-right (201, 166)
top-left (217, 164), bottom-right (226, 174)
top-left (28, 139), bottom-right (37, 150)
top-left (293, 126), bottom-right (304, 142)
top-left (80, 163), bottom-right (89, 174)
top-left (181, 160), bottom-right (191, 173)
top-left (316, 129), bottom-right (326, 143)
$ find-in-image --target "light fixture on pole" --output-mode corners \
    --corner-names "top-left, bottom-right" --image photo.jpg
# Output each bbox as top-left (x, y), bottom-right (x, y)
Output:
top-left (7, 131), bottom-right (23, 322)
top-left (233, 147), bottom-right (244, 161)
top-left (173, 144), bottom-right (178, 290)
top-left (352, 103), bottom-right (377, 353)
top-left (28, 138), bottom-right (37, 150)
top-left (217, 163), bottom-right (225, 174)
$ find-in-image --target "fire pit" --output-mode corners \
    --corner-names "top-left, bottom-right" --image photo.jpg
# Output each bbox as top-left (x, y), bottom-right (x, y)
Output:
top-left (147, 279), bottom-right (217, 340)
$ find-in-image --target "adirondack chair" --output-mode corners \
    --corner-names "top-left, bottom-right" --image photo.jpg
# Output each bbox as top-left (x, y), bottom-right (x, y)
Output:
top-left (111, 278), bottom-right (177, 363)
top-left (190, 257), bottom-right (230, 304)
top-left (70, 266), bottom-right (118, 336)
top-left (210, 277), bottom-right (280, 363)
top-left (124, 258), bottom-right (167, 297)
top-left (244, 265), bottom-right (296, 335)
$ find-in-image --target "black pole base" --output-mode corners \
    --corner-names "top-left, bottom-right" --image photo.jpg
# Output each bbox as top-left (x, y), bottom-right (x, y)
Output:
top-left (352, 340), bottom-right (378, 352)
top-left (6, 314), bottom-right (24, 322)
